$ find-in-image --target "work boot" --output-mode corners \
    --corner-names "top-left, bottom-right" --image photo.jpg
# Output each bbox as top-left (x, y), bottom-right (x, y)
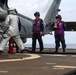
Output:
top-left (63, 47), bottom-right (65, 53)
top-left (40, 50), bottom-right (43, 53)
top-left (31, 49), bottom-right (35, 53)
top-left (55, 50), bottom-right (58, 53)
top-left (20, 49), bottom-right (26, 53)
top-left (0, 51), bottom-right (3, 54)
top-left (55, 48), bottom-right (58, 52)
top-left (63, 49), bottom-right (65, 53)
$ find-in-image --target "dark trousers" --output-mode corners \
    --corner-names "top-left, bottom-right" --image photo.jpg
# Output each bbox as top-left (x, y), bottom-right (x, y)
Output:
top-left (32, 33), bottom-right (43, 52)
top-left (55, 35), bottom-right (66, 52)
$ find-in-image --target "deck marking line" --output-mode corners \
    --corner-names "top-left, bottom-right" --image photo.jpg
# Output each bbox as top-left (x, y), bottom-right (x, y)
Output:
top-left (0, 70), bottom-right (8, 73)
top-left (53, 65), bottom-right (76, 69)
top-left (0, 54), bottom-right (41, 62)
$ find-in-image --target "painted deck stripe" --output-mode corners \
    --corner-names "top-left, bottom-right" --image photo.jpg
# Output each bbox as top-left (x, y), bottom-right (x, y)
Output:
top-left (71, 55), bottom-right (76, 57)
top-left (43, 54), bottom-right (67, 57)
top-left (53, 65), bottom-right (76, 69)
top-left (0, 70), bottom-right (8, 73)
top-left (0, 54), bottom-right (41, 62)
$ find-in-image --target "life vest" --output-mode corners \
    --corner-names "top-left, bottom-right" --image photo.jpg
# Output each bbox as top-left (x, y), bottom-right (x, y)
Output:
top-left (33, 18), bottom-right (41, 33)
top-left (54, 21), bottom-right (64, 36)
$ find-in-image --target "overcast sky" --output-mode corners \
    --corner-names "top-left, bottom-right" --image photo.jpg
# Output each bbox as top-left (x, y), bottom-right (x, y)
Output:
top-left (8, 0), bottom-right (76, 21)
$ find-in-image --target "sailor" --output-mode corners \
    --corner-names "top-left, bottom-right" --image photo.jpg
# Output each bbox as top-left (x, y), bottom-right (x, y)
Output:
top-left (0, 8), bottom-right (25, 54)
top-left (32, 12), bottom-right (44, 53)
top-left (54, 15), bottom-right (66, 52)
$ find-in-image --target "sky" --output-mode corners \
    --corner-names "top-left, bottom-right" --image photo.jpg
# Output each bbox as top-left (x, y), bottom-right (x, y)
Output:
top-left (8, 0), bottom-right (76, 21)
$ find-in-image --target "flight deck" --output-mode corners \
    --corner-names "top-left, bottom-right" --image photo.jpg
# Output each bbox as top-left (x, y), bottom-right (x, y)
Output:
top-left (0, 48), bottom-right (76, 75)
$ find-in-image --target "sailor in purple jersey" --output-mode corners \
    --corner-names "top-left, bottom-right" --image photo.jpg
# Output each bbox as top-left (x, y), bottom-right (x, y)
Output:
top-left (32, 12), bottom-right (44, 53)
top-left (54, 15), bottom-right (66, 52)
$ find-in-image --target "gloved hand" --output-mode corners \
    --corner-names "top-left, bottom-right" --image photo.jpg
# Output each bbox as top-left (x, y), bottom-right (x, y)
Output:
top-left (54, 25), bottom-right (57, 29)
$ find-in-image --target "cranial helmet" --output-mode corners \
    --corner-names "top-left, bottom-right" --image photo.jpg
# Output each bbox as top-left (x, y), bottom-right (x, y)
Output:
top-left (8, 7), bottom-right (16, 11)
top-left (34, 12), bottom-right (40, 16)
top-left (8, 7), bottom-right (17, 14)
top-left (55, 15), bottom-right (62, 19)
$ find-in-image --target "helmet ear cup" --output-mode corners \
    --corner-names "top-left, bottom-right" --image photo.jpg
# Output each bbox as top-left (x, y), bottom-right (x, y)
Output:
top-left (34, 12), bottom-right (40, 16)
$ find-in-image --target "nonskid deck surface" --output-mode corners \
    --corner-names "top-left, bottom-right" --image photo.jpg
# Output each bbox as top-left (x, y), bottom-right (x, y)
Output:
top-left (0, 48), bottom-right (76, 75)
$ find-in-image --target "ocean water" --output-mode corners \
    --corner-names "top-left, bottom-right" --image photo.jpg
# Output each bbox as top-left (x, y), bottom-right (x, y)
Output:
top-left (24, 44), bottom-right (76, 49)
top-left (24, 31), bottom-right (76, 49)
